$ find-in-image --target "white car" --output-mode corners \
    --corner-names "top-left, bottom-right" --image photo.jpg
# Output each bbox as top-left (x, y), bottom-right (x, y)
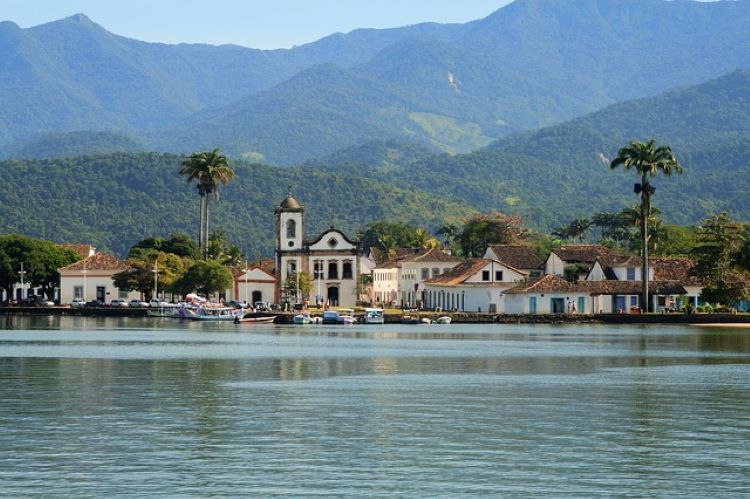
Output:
top-left (130, 299), bottom-right (149, 307)
top-left (110, 299), bottom-right (129, 307)
top-left (70, 298), bottom-right (86, 308)
top-left (150, 299), bottom-right (170, 307)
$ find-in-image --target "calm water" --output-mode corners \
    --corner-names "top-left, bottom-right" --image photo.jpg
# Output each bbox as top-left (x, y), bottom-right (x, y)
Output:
top-left (1, 316), bottom-right (749, 496)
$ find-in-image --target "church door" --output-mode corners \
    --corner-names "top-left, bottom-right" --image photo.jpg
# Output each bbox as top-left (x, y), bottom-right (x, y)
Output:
top-left (327, 287), bottom-right (339, 307)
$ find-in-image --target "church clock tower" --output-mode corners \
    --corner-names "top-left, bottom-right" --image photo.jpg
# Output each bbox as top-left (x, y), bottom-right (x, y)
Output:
top-left (275, 192), bottom-right (304, 303)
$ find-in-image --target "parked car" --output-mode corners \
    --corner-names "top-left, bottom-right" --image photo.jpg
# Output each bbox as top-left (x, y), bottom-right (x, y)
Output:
top-left (149, 299), bottom-right (170, 307)
top-left (35, 296), bottom-right (54, 307)
top-left (130, 299), bottom-right (149, 307)
top-left (110, 299), bottom-right (129, 307)
top-left (86, 299), bottom-right (105, 307)
top-left (254, 301), bottom-right (270, 311)
top-left (70, 298), bottom-right (86, 308)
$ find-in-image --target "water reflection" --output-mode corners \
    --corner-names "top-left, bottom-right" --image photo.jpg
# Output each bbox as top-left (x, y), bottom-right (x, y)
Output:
top-left (1, 318), bottom-right (750, 495)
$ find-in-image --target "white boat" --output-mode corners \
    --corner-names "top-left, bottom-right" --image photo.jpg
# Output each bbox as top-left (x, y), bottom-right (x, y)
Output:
top-left (190, 306), bottom-right (239, 321)
top-left (421, 317), bottom-right (432, 324)
top-left (363, 308), bottom-right (384, 324)
top-left (235, 314), bottom-right (277, 324)
top-left (337, 309), bottom-right (357, 325)
top-left (147, 305), bottom-right (180, 318)
top-left (293, 313), bottom-right (312, 324)
top-left (435, 316), bottom-right (452, 324)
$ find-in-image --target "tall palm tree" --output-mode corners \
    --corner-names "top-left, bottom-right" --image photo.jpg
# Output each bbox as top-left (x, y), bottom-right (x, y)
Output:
top-left (610, 139), bottom-right (683, 312)
top-left (179, 149), bottom-right (235, 256)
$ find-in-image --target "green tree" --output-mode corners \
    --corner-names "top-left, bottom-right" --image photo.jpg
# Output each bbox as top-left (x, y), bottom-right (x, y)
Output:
top-left (610, 139), bottom-right (683, 312)
top-left (0, 235), bottom-right (79, 300)
top-left (206, 229), bottom-right (244, 266)
top-left (690, 213), bottom-right (749, 305)
top-left (412, 228), bottom-right (440, 249)
top-left (457, 212), bottom-right (527, 257)
top-left (356, 221), bottom-right (420, 254)
top-left (174, 259), bottom-right (233, 297)
top-left (179, 149), bottom-right (235, 255)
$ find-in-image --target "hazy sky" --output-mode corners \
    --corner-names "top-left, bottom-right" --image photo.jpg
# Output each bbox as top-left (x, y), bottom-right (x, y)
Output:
top-left (2, 0), bottom-right (515, 49)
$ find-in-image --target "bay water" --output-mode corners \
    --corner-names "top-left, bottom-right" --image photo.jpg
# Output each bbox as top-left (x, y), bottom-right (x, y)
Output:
top-left (1, 316), bottom-right (749, 496)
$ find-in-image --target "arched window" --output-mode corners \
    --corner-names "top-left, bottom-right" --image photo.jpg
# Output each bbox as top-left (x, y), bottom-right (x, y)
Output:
top-left (286, 219), bottom-right (296, 239)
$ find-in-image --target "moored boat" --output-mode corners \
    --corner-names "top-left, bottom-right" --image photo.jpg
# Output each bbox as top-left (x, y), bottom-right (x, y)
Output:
top-left (435, 316), bottom-right (452, 324)
top-left (191, 306), bottom-right (239, 321)
top-left (293, 313), bottom-right (312, 324)
top-left (234, 314), bottom-right (277, 324)
top-left (322, 311), bottom-right (340, 324)
top-left (363, 308), bottom-right (384, 324)
top-left (337, 309), bottom-right (357, 325)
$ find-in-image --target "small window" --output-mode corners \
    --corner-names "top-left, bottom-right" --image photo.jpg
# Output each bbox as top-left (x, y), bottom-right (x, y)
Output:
top-left (286, 219), bottom-right (296, 239)
top-left (432, 268), bottom-right (440, 277)
top-left (421, 268), bottom-right (429, 280)
top-left (630, 296), bottom-right (638, 307)
top-left (328, 238), bottom-right (338, 248)
top-left (313, 262), bottom-right (323, 279)
top-left (627, 267), bottom-right (636, 280)
top-left (118, 288), bottom-right (128, 299)
top-left (495, 270), bottom-right (503, 281)
top-left (482, 271), bottom-right (490, 281)
top-left (74, 286), bottom-right (83, 299)
top-left (658, 296), bottom-right (666, 306)
top-left (328, 262), bottom-right (338, 279)
top-left (342, 262), bottom-right (353, 279)
top-left (287, 262), bottom-right (296, 278)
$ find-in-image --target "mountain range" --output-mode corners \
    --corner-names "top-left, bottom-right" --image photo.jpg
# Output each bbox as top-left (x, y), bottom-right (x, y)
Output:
top-left (2, 68), bottom-right (750, 257)
top-left (2, 0), bottom-right (750, 164)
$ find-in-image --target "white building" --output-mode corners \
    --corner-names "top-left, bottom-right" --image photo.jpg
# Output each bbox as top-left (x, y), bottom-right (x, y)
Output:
top-left (372, 248), bottom-right (462, 308)
top-left (423, 258), bottom-right (528, 313)
top-left (230, 261), bottom-right (277, 306)
top-left (275, 194), bottom-right (361, 307)
top-left (504, 275), bottom-right (593, 315)
top-left (58, 252), bottom-right (140, 304)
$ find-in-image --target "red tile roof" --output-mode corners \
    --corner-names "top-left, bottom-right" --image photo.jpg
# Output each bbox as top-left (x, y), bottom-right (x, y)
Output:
top-left (376, 248), bottom-right (461, 268)
top-left (59, 243), bottom-right (94, 259)
top-left (487, 244), bottom-right (543, 270)
top-left (651, 257), bottom-right (701, 286)
top-left (553, 244), bottom-right (622, 265)
top-left (58, 253), bottom-right (129, 272)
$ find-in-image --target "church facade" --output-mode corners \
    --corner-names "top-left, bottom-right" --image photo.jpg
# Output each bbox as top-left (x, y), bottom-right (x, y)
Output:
top-left (275, 194), bottom-right (361, 307)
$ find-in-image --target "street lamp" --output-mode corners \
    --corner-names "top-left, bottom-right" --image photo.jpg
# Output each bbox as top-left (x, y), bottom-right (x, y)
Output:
top-left (243, 260), bottom-right (249, 308)
top-left (18, 263), bottom-right (26, 302)
top-left (81, 259), bottom-right (87, 302)
top-left (152, 260), bottom-right (159, 301)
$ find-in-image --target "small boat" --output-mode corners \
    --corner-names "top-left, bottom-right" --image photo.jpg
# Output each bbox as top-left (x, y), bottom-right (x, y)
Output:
top-left (147, 305), bottom-right (180, 318)
top-left (191, 306), bottom-right (239, 321)
top-left (401, 315), bottom-right (420, 325)
top-left (322, 311), bottom-right (340, 324)
top-left (293, 313), bottom-right (312, 324)
top-left (337, 309), bottom-right (357, 325)
top-left (363, 308), bottom-right (384, 324)
top-left (235, 314), bottom-right (277, 324)
top-left (421, 317), bottom-right (432, 324)
top-left (435, 316), bottom-right (452, 324)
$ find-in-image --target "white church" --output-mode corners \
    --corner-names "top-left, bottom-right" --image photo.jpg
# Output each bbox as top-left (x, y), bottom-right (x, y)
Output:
top-left (274, 193), bottom-right (362, 307)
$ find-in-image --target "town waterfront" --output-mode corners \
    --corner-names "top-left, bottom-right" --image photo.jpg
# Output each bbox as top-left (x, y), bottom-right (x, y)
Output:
top-left (1, 318), bottom-right (749, 496)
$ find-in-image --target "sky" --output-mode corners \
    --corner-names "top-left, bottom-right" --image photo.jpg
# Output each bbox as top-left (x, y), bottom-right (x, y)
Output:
top-left (2, 0), bottom-right (514, 49)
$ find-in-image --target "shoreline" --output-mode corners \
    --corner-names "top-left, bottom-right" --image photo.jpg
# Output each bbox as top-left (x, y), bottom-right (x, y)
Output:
top-left (2, 306), bottom-right (750, 325)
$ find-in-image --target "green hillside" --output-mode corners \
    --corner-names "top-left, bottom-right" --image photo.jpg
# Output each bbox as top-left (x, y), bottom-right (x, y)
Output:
top-left (0, 153), bottom-right (472, 257)
top-left (9, 131), bottom-right (146, 159)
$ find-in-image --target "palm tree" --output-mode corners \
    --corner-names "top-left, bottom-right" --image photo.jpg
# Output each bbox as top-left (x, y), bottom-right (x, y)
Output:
top-left (610, 139), bottom-right (683, 312)
top-left (179, 149), bottom-right (235, 256)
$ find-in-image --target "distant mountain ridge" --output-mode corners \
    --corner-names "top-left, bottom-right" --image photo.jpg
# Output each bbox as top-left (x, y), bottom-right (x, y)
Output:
top-left (2, 0), bottom-right (750, 163)
top-left (2, 70), bottom-right (750, 256)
